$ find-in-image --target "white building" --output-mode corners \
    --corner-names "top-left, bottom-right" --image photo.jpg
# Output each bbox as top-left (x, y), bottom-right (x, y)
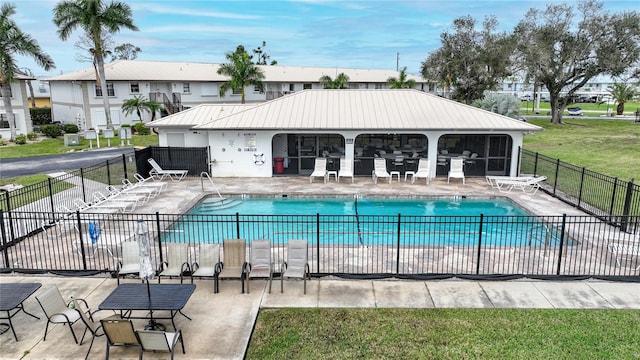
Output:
top-left (147, 89), bottom-right (542, 178)
top-left (0, 73), bottom-right (35, 139)
top-left (45, 60), bottom-right (431, 131)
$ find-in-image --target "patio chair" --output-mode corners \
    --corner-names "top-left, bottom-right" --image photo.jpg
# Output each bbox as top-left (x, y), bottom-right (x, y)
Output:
top-left (246, 239), bottom-right (273, 294)
top-left (101, 315), bottom-right (142, 360)
top-left (281, 239), bottom-right (310, 294)
top-left (116, 241), bottom-right (141, 284)
top-left (411, 158), bottom-right (431, 185)
top-left (447, 158), bottom-right (465, 184)
top-left (71, 297), bottom-right (105, 360)
top-left (136, 329), bottom-right (185, 360)
top-left (215, 239), bottom-right (247, 293)
top-left (133, 172), bottom-right (168, 191)
top-left (191, 243), bottom-right (220, 283)
top-left (35, 285), bottom-right (91, 344)
top-left (495, 176), bottom-right (547, 195)
top-left (606, 237), bottom-right (640, 270)
top-left (372, 158), bottom-right (391, 184)
top-left (337, 158), bottom-right (354, 183)
top-left (148, 158), bottom-right (188, 181)
top-left (158, 243), bottom-right (192, 283)
top-left (485, 175), bottom-right (535, 188)
top-left (309, 158), bottom-right (328, 183)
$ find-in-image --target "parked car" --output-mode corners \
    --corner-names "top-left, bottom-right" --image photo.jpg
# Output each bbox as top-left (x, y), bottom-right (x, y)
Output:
top-left (520, 94), bottom-right (532, 102)
top-left (567, 107), bottom-right (583, 116)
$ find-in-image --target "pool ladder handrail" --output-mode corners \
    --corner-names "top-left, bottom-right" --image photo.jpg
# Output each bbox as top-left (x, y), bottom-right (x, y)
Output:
top-left (200, 172), bottom-right (225, 201)
top-left (528, 223), bottom-right (552, 256)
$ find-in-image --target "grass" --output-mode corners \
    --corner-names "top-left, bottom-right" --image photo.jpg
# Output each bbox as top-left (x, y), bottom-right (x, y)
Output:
top-left (522, 119), bottom-right (639, 181)
top-left (247, 308), bottom-right (640, 359)
top-left (0, 174), bottom-right (74, 211)
top-left (0, 133), bottom-right (158, 159)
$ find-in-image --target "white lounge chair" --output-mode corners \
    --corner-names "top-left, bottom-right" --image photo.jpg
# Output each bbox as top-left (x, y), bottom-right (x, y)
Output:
top-left (606, 237), bottom-right (640, 270)
top-left (448, 158), bottom-right (465, 184)
top-left (147, 158), bottom-right (188, 181)
top-left (338, 158), bottom-right (354, 183)
top-left (133, 173), bottom-right (168, 192)
top-left (495, 176), bottom-right (547, 194)
top-left (411, 158), bottom-right (431, 185)
top-left (486, 175), bottom-right (535, 188)
top-left (372, 158), bottom-right (391, 184)
top-left (309, 158), bottom-right (328, 183)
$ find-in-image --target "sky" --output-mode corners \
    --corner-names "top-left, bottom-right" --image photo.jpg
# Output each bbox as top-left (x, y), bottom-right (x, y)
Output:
top-left (12, 0), bottom-right (638, 78)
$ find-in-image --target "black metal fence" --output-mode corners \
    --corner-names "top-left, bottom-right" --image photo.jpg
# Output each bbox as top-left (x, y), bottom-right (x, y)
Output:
top-left (520, 148), bottom-right (639, 231)
top-left (2, 210), bottom-right (638, 279)
top-left (0, 147), bottom-right (209, 213)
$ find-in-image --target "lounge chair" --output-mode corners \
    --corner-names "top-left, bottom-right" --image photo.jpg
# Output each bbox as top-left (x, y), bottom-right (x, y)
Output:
top-left (448, 158), bottom-right (465, 184)
top-left (215, 239), bottom-right (247, 293)
top-left (495, 176), bottom-right (547, 194)
top-left (607, 237), bottom-right (640, 270)
top-left (372, 158), bottom-right (391, 184)
top-left (309, 158), bottom-right (328, 183)
top-left (281, 239), bottom-right (310, 294)
top-left (148, 158), bottom-right (188, 181)
top-left (71, 297), bottom-right (105, 360)
top-left (337, 158), bottom-right (354, 183)
top-left (411, 158), bottom-right (431, 185)
top-left (191, 243), bottom-right (220, 283)
top-left (116, 241), bottom-right (141, 284)
top-left (136, 329), bottom-right (185, 359)
top-left (101, 316), bottom-right (142, 360)
top-left (158, 243), bottom-right (192, 283)
top-left (486, 175), bottom-right (535, 188)
top-left (133, 173), bottom-right (168, 191)
top-left (35, 285), bottom-right (91, 344)
top-left (246, 239), bottom-right (273, 294)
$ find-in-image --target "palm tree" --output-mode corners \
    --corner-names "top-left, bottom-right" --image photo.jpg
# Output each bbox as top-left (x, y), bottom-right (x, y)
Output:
top-left (146, 100), bottom-right (163, 122)
top-left (121, 95), bottom-right (147, 121)
top-left (0, 4), bottom-right (55, 140)
top-left (217, 45), bottom-right (265, 104)
top-left (319, 73), bottom-right (350, 89)
top-left (607, 83), bottom-right (638, 115)
top-left (387, 67), bottom-right (417, 89)
top-left (53, 0), bottom-right (138, 130)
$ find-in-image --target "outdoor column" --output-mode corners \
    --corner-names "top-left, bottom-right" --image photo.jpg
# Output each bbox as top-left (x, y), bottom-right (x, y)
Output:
top-left (510, 133), bottom-right (523, 177)
top-left (426, 134), bottom-right (440, 178)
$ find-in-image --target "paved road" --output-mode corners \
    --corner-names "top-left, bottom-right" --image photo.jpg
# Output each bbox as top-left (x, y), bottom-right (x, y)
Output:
top-left (0, 147), bottom-right (134, 179)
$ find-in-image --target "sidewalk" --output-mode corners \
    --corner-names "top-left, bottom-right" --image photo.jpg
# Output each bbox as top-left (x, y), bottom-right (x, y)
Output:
top-left (1, 275), bottom-right (639, 360)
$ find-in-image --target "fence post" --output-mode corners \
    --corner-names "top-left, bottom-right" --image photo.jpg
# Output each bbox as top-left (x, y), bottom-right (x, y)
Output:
top-left (80, 168), bottom-right (87, 202)
top-left (396, 214), bottom-right (401, 275)
top-left (235, 213), bottom-right (240, 239)
top-left (577, 167), bottom-right (585, 209)
top-left (476, 214), bottom-right (484, 275)
top-left (620, 179), bottom-right (635, 233)
top-left (316, 214), bottom-right (320, 274)
top-left (0, 210), bottom-right (10, 270)
top-left (2, 189), bottom-right (11, 212)
top-left (555, 214), bottom-right (567, 275)
top-left (156, 212), bottom-right (163, 268)
top-left (47, 178), bottom-right (55, 217)
top-left (106, 160), bottom-right (111, 185)
top-left (609, 178), bottom-right (619, 221)
top-left (553, 159), bottom-right (560, 194)
top-left (533, 152), bottom-right (539, 176)
top-left (76, 211), bottom-right (88, 270)
top-left (122, 153), bottom-right (128, 180)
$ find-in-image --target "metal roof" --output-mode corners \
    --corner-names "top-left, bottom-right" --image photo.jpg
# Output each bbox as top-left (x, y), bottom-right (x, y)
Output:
top-left (158, 89), bottom-right (542, 132)
top-left (45, 60), bottom-right (426, 83)
top-left (146, 104), bottom-right (254, 128)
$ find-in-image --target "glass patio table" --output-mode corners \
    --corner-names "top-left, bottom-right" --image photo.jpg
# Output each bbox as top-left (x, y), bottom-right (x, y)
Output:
top-left (99, 283), bottom-right (195, 331)
top-left (0, 282), bottom-right (42, 341)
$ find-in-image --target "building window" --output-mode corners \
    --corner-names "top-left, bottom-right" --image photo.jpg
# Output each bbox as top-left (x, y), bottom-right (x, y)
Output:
top-left (0, 113), bottom-right (15, 128)
top-left (254, 85), bottom-right (261, 92)
top-left (130, 82), bottom-right (140, 93)
top-left (0, 86), bottom-right (13, 97)
top-left (95, 83), bottom-right (115, 97)
top-left (303, 83), bottom-right (312, 90)
top-left (289, 84), bottom-right (295, 92)
top-left (232, 87), bottom-right (242, 95)
top-left (374, 83), bottom-right (383, 89)
top-left (38, 83), bottom-right (47, 93)
top-left (202, 83), bottom-right (217, 96)
top-left (183, 83), bottom-right (190, 93)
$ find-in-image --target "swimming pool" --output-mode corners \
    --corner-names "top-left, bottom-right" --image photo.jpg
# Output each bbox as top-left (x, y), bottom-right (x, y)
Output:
top-left (160, 197), bottom-right (565, 247)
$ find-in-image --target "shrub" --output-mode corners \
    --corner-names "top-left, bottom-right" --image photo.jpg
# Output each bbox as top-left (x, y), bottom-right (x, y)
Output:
top-left (64, 124), bottom-right (79, 133)
top-left (40, 124), bottom-right (63, 138)
top-left (30, 107), bottom-right (52, 125)
top-left (133, 122), bottom-right (150, 135)
top-left (14, 134), bottom-right (27, 144)
top-left (26, 132), bottom-right (38, 140)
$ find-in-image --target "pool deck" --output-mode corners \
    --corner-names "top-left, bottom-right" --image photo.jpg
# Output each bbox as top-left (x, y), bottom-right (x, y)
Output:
top-left (2, 176), bottom-right (638, 359)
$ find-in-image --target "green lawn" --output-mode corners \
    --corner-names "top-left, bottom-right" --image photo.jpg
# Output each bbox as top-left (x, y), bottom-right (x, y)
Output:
top-left (247, 308), bottom-right (640, 359)
top-left (522, 119), bottom-right (640, 181)
top-left (0, 134), bottom-right (158, 159)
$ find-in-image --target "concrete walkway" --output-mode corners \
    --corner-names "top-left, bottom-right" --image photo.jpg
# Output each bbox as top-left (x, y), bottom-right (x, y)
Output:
top-left (1, 274), bottom-right (639, 360)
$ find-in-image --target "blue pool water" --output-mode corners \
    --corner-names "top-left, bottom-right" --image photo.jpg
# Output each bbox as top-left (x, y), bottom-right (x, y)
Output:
top-left (161, 197), bottom-right (565, 247)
